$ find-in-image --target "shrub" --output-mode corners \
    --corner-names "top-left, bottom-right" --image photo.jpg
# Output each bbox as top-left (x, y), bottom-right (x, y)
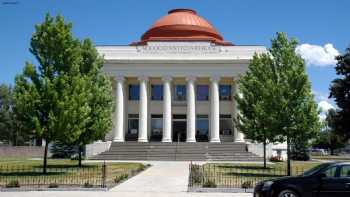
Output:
top-left (71, 154), bottom-right (85, 160)
top-left (203, 179), bottom-right (217, 188)
top-left (190, 165), bottom-right (204, 184)
top-left (6, 180), bottom-right (20, 188)
top-left (48, 183), bottom-right (59, 188)
top-left (114, 174), bottom-right (129, 183)
top-left (84, 182), bottom-right (93, 188)
top-left (241, 181), bottom-right (253, 189)
top-left (51, 141), bottom-right (78, 159)
top-left (291, 150), bottom-right (310, 161)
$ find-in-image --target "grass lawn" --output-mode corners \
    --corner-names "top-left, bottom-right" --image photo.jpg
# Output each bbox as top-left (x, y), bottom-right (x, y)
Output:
top-left (0, 157), bottom-right (146, 188)
top-left (311, 155), bottom-right (350, 161)
top-left (191, 161), bottom-right (322, 188)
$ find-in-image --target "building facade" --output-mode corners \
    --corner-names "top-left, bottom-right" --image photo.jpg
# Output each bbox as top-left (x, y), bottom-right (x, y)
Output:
top-left (97, 9), bottom-right (266, 143)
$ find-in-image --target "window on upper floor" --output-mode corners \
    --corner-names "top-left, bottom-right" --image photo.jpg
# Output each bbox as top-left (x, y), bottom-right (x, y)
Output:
top-left (174, 85), bottom-right (186, 101)
top-left (219, 85), bottom-right (231, 101)
top-left (151, 84), bottom-right (163, 100)
top-left (128, 84), bottom-right (140, 100)
top-left (197, 85), bottom-right (209, 101)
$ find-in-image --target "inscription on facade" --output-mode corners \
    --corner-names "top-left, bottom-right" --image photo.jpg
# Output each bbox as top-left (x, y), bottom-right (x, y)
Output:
top-left (137, 45), bottom-right (222, 54)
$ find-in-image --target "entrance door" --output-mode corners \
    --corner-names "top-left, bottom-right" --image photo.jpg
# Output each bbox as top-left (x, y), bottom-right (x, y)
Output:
top-left (172, 121), bottom-right (186, 142)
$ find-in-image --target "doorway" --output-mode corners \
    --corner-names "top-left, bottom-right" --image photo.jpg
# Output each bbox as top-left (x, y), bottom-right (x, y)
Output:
top-left (172, 121), bottom-right (186, 142)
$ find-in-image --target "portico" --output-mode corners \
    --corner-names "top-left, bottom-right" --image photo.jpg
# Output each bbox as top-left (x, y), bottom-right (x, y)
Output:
top-left (96, 8), bottom-right (266, 144)
top-left (110, 75), bottom-right (243, 143)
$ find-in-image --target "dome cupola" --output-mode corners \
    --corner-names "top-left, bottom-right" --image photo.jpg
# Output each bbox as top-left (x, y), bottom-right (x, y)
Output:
top-left (132, 9), bottom-right (232, 45)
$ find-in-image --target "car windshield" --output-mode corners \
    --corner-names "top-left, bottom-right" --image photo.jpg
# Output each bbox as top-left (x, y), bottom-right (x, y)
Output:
top-left (302, 163), bottom-right (334, 176)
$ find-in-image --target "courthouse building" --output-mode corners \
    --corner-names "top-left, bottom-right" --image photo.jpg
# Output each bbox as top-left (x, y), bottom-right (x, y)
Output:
top-left (96, 9), bottom-right (266, 144)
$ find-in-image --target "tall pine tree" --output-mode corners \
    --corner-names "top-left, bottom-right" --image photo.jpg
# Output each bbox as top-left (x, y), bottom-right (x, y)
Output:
top-left (330, 47), bottom-right (350, 140)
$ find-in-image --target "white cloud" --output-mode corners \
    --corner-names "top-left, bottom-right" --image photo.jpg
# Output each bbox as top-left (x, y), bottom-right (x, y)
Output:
top-left (318, 100), bottom-right (335, 121)
top-left (318, 100), bottom-right (335, 113)
top-left (295, 43), bottom-right (339, 66)
top-left (318, 113), bottom-right (327, 121)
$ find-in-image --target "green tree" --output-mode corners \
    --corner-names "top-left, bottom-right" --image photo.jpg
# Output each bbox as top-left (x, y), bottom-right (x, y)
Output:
top-left (313, 109), bottom-right (347, 155)
top-left (237, 32), bottom-right (320, 175)
top-left (270, 33), bottom-right (320, 175)
top-left (235, 51), bottom-right (280, 168)
top-left (0, 84), bottom-right (30, 145)
top-left (72, 39), bottom-right (113, 167)
top-left (330, 47), bottom-right (350, 140)
top-left (13, 14), bottom-right (92, 173)
top-left (0, 84), bottom-right (13, 144)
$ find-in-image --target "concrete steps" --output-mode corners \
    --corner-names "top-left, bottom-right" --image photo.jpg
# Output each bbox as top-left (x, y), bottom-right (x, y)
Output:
top-left (90, 142), bottom-right (263, 161)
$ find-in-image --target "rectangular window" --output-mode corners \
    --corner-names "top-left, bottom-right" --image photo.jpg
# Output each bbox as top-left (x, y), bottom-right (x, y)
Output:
top-left (219, 85), bottom-right (231, 101)
top-left (151, 114), bottom-right (163, 136)
top-left (129, 84), bottom-right (140, 100)
top-left (197, 85), bottom-right (209, 101)
top-left (128, 114), bottom-right (139, 134)
top-left (151, 84), bottom-right (163, 100)
top-left (174, 85), bottom-right (186, 101)
top-left (220, 114), bottom-right (232, 135)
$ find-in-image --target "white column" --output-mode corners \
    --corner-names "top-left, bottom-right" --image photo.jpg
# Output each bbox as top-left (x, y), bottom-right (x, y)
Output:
top-left (138, 76), bottom-right (148, 142)
top-left (233, 80), bottom-right (245, 142)
top-left (162, 76), bottom-right (172, 142)
top-left (113, 76), bottom-right (125, 142)
top-left (186, 76), bottom-right (196, 142)
top-left (210, 76), bottom-right (220, 143)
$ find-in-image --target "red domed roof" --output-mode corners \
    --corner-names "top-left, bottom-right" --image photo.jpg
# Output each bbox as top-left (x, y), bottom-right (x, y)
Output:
top-left (132, 9), bottom-right (232, 45)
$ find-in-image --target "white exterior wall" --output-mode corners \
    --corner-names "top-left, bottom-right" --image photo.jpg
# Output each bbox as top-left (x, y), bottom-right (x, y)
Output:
top-left (97, 41), bottom-right (267, 143)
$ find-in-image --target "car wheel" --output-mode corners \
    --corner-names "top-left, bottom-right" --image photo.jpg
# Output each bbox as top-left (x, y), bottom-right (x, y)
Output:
top-left (278, 189), bottom-right (299, 197)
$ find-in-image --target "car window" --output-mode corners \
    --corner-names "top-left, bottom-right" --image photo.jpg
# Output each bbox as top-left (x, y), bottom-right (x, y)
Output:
top-left (322, 166), bottom-right (337, 178)
top-left (302, 163), bottom-right (332, 176)
top-left (340, 165), bottom-right (350, 177)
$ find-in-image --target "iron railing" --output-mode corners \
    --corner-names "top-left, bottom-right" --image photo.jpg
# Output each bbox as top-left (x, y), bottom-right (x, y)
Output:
top-left (188, 163), bottom-right (306, 189)
top-left (0, 162), bottom-right (143, 189)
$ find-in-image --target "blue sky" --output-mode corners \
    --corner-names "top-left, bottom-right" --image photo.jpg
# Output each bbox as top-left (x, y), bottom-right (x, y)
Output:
top-left (1, 0), bottom-right (349, 111)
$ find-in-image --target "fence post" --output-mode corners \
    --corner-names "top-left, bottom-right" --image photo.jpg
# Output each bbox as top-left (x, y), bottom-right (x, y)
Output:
top-left (188, 161), bottom-right (192, 188)
top-left (102, 161), bottom-right (107, 188)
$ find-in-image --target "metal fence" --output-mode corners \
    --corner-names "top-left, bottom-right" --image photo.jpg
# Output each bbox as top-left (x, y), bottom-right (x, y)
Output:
top-left (188, 163), bottom-right (306, 189)
top-left (0, 162), bottom-right (142, 189)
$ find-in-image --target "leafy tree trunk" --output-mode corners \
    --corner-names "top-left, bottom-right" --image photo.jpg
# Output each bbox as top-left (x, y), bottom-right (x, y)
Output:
top-left (287, 137), bottom-right (291, 176)
top-left (263, 140), bottom-right (267, 169)
top-left (43, 140), bottom-right (49, 174)
top-left (330, 148), bottom-right (334, 155)
top-left (78, 145), bottom-right (83, 167)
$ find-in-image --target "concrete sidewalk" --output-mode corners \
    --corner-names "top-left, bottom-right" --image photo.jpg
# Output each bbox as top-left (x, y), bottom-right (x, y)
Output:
top-left (1, 161), bottom-right (253, 197)
top-left (110, 161), bottom-right (189, 192)
top-left (1, 191), bottom-right (252, 197)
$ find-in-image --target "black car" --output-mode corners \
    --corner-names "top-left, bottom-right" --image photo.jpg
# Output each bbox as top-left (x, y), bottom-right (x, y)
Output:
top-left (254, 162), bottom-right (350, 197)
